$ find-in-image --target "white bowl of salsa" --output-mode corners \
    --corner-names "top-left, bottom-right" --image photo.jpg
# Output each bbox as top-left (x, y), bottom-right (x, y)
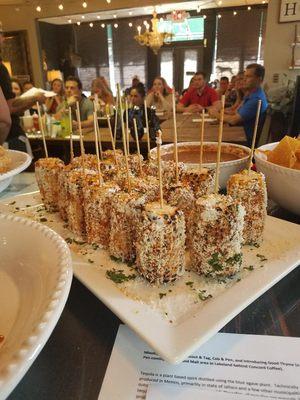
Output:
top-left (150, 142), bottom-right (250, 189)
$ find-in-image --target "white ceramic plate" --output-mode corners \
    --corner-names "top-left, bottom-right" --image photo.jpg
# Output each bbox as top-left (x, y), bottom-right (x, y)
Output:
top-left (1, 193), bottom-right (300, 365)
top-left (0, 213), bottom-right (72, 400)
top-left (0, 150), bottom-right (32, 193)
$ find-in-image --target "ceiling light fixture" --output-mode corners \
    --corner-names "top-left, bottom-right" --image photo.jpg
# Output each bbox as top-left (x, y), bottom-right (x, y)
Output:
top-left (197, 5), bottom-right (201, 13)
top-left (129, 11), bottom-right (132, 15)
top-left (77, 21), bottom-right (81, 25)
top-left (58, 4), bottom-right (64, 10)
top-left (36, 5), bottom-right (41, 12)
top-left (106, 0), bottom-right (111, 3)
top-left (97, 15), bottom-right (100, 19)
top-left (89, 22), bottom-right (93, 27)
top-left (203, 15), bottom-right (207, 19)
top-left (218, 14), bottom-right (222, 18)
top-left (68, 19), bottom-right (72, 23)
top-left (114, 23), bottom-right (118, 28)
top-left (101, 23), bottom-right (105, 28)
top-left (233, 11), bottom-right (237, 15)
top-left (113, 14), bottom-right (117, 18)
top-left (247, 6), bottom-right (251, 10)
top-left (135, 11), bottom-right (173, 54)
top-left (81, 15), bottom-right (85, 19)
top-left (129, 22), bottom-right (133, 27)
top-left (82, 1), bottom-right (87, 8)
top-left (218, 0), bottom-right (222, 5)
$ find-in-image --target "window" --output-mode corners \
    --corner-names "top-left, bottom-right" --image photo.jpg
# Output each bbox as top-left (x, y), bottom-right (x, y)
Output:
top-left (160, 50), bottom-right (173, 88)
top-left (183, 50), bottom-right (198, 89)
top-left (212, 8), bottom-right (267, 80)
top-left (158, 17), bottom-right (204, 42)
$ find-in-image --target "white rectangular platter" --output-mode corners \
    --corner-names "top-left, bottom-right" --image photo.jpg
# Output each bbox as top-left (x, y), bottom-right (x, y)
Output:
top-left (1, 191), bottom-right (300, 364)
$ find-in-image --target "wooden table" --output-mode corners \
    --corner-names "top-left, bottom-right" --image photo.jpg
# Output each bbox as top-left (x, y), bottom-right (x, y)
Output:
top-left (27, 114), bottom-right (247, 165)
top-left (1, 174), bottom-right (300, 400)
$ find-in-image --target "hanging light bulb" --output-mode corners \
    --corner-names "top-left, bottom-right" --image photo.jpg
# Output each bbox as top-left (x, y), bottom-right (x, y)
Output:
top-left (218, 0), bottom-right (222, 5)
top-left (114, 23), bottom-right (118, 28)
top-left (106, 0), bottom-right (111, 3)
top-left (218, 14), bottom-right (222, 18)
top-left (81, 15), bottom-right (85, 19)
top-left (143, 20), bottom-right (148, 26)
top-left (128, 22), bottom-right (133, 27)
top-left (197, 5), bottom-right (201, 13)
top-left (36, 5), bottom-right (41, 12)
top-left (58, 4), bottom-right (64, 10)
top-left (203, 15), bottom-right (207, 19)
top-left (82, 1), bottom-right (87, 8)
top-left (97, 15), bottom-right (100, 19)
top-left (101, 23), bottom-right (105, 28)
top-left (233, 11), bottom-right (237, 16)
top-left (89, 22), bottom-right (93, 27)
top-left (129, 11), bottom-right (133, 15)
top-left (77, 21), bottom-right (81, 25)
top-left (247, 6), bottom-right (251, 10)
top-left (68, 19), bottom-right (72, 23)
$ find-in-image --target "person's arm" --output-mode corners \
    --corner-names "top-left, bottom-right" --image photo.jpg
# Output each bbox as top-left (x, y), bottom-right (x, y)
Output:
top-left (145, 92), bottom-right (154, 108)
top-left (209, 108), bottom-right (242, 125)
top-left (80, 114), bottom-right (94, 129)
top-left (7, 92), bottom-right (46, 115)
top-left (0, 87), bottom-right (11, 144)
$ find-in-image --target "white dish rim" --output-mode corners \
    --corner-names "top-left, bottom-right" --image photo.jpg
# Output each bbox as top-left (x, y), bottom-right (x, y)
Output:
top-left (0, 150), bottom-right (32, 182)
top-left (0, 213), bottom-right (73, 400)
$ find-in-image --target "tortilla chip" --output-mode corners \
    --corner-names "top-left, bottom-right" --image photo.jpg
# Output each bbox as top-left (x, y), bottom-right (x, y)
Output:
top-left (267, 136), bottom-right (300, 168)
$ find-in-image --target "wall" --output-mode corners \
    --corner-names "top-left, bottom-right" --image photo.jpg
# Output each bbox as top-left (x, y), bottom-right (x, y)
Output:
top-left (264, 0), bottom-right (299, 87)
top-left (0, 0), bottom-right (184, 86)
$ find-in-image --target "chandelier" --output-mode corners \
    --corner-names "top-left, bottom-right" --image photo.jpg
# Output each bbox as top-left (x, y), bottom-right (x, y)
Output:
top-left (134, 11), bottom-right (173, 54)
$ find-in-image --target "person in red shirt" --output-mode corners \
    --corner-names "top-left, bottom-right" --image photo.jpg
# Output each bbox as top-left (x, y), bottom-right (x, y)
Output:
top-left (177, 71), bottom-right (219, 113)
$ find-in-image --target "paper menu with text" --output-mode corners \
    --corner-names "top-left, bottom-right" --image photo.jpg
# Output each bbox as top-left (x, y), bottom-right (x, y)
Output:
top-left (98, 325), bottom-right (300, 400)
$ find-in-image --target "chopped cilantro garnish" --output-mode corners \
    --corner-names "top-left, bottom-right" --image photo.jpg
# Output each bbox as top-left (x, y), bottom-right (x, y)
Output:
top-left (185, 281), bottom-right (194, 287)
top-left (92, 243), bottom-right (99, 250)
top-left (106, 269), bottom-right (136, 284)
top-left (198, 290), bottom-right (212, 301)
top-left (65, 237), bottom-right (73, 244)
top-left (110, 255), bottom-right (123, 263)
top-left (159, 293), bottom-right (167, 299)
top-left (256, 254), bottom-right (268, 262)
top-left (244, 265), bottom-right (254, 271)
top-left (208, 253), bottom-right (223, 271)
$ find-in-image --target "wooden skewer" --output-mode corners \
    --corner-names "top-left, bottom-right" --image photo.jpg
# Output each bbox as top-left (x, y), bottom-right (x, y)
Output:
top-left (199, 108), bottom-right (205, 171)
top-left (93, 111), bottom-right (104, 185)
top-left (113, 91), bottom-right (119, 145)
top-left (75, 102), bottom-right (86, 174)
top-left (36, 102), bottom-right (48, 158)
top-left (133, 118), bottom-right (143, 176)
top-left (156, 130), bottom-right (164, 209)
top-left (172, 88), bottom-right (179, 184)
top-left (68, 107), bottom-right (74, 162)
top-left (144, 99), bottom-right (151, 158)
top-left (106, 114), bottom-right (119, 169)
top-left (125, 99), bottom-right (130, 156)
top-left (93, 100), bottom-right (103, 160)
top-left (214, 95), bottom-right (225, 194)
top-left (117, 83), bottom-right (131, 191)
top-left (248, 99), bottom-right (262, 172)
top-left (75, 102), bottom-right (85, 157)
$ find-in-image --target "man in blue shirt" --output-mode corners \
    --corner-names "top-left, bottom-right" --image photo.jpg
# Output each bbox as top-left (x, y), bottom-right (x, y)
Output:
top-left (210, 64), bottom-right (268, 146)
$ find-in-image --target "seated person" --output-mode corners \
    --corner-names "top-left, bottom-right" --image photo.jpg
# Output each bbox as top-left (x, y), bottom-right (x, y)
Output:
top-left (177, 71), bottom-right (219, 113)
top-left (0, 86), bottom-right (11, 144)
top-left (90, 77), bottom-right (114, 113)
top-left (45, 78), bottom-right (64, 114)
top-left (22, 81), bottom-right (34, 93)
top-left (55, 76), bottom-right (94, 131)
top-left (146, 76), bottom-right (172, 114)
top-left (225, 72), bottom-right (246, 114)
top-left (217, 76), bottom-right (234, 107)
top-left (209, 64), bottom-right (268, 147)
top-left (121, 84), bottom-right (160, 140)
top-left (11, 78), bottom-right (22, 98)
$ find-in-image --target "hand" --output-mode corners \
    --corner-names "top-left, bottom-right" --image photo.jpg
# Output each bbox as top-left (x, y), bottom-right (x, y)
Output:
top-left (208, 108), bottom-right (219, 118)
top-left (72, 120), bottom-right (79, 130)
top-left (67, 95), bottom-right (80, 107)
top-left (187, 104), bottom-right (202, 113)
top-left (34, 92), bottom-right (46, 104)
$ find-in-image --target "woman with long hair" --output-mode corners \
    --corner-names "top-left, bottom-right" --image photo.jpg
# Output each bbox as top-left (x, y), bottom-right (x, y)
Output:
top-left (225, 72), bottom-right (246, 114)
top-left (146, 76), bottom-right (173, 114)
top-left (45, 78), bottom-right (64, 114)
top-left (90, 77), bottom-right (114, 106)
top-left (11, 78), bottom-right (22, 98)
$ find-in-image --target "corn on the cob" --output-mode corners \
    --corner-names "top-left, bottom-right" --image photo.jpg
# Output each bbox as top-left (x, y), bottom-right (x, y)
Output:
top-left (35, 157), bottom-right (64, 212)
top-left (83, 175), bottom-right (120, 248)
top-left (227, 169), bottom-right (267, 245)
top-left (181, 167), bottom-right (215, 198)
top-left (135, 202), bottom-right (186, 284)
top-left (189, 194), bottom-right (245, 278)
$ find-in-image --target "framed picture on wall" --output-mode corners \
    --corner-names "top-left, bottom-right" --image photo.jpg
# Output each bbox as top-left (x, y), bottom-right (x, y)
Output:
top-left (279, 0), bottom-right (300, 22)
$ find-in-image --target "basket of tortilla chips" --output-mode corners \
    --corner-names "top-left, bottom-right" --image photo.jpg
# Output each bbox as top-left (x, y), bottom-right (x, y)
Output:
top-left (254, 136), bottom-right (300, 215)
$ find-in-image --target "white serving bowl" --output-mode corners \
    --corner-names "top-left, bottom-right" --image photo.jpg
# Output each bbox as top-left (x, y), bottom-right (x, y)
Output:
top-left (255, 142), bottom-right (300, 216)
top-left (0, 213), bottom-right (72, 400)
top-left (150, 142), bottom-right (250, 189)
top-left (0, 150), bottom-right (32, 193)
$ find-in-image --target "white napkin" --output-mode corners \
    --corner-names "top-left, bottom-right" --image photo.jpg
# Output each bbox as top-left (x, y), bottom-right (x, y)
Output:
top-left (20, 87), bottom-right (56, 98)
